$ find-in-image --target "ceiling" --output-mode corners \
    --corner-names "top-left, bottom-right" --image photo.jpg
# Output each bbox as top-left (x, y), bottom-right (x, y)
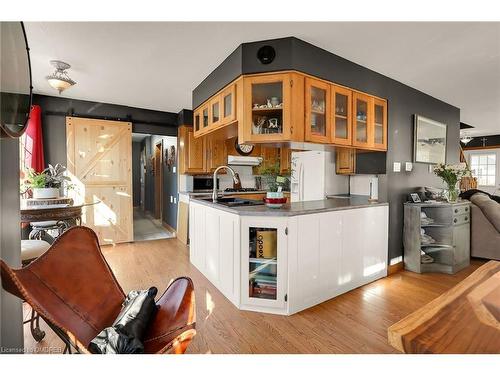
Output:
top-left (25, 22), bottom-right (500, 136)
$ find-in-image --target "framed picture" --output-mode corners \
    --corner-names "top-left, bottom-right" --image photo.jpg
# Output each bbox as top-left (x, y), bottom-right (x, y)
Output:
top-left (413, 115), bottom-right (447, 164)
top-left (409, 193), bottom-right (422, 203)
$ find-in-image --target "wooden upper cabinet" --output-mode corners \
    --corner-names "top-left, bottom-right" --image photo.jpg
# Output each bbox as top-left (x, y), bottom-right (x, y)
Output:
top-left (279, 146), bottom-right (292, 174)
top-left (372, 98), bottom-right (387, 150)
top-left (206, 136), bottom-right (227, 173)
top-left (352, 92), bottom-right (372, 148)
top-left (192, 71), bottom-right (387, 151)
top-left (331, 85), bottom-right (352, 146)
top-left (336, 148), bottom-right (355, 175)
top-left (305, 77), bottom-right (331, 144)
top-left (178, 125), bottom-right (206, 174)
top-left (241, 73), bottom-right (293, 143)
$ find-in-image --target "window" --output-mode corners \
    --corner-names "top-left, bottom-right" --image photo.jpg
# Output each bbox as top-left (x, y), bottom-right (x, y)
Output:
top-left (470, 153), bottom-right (496, 186)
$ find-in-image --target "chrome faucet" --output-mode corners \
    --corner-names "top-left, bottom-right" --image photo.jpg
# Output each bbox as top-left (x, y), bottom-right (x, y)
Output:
top-left (212, 165), bottom-right (240, 202)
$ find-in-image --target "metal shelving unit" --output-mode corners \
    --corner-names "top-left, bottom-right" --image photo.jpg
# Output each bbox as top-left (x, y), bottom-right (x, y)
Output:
top-left (403, 201), bottom-right (471, 274)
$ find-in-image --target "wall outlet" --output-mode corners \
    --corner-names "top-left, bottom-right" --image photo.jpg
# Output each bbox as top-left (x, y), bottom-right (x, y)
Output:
top-left (170, 196), bottom-right (173, 203)
top-left (174, 197), bottom-right (177, 204)
top-left (393, 162), bottom-right (401, 172)
top-left (405, 162), bottom-right (413, 172)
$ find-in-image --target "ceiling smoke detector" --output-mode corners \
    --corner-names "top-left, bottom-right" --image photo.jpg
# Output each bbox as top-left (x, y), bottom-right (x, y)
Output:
top-left (46, 60), bottom-right (76, 94)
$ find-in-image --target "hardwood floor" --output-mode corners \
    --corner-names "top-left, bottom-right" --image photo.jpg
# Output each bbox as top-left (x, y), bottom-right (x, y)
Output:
top-left (23, 238), bottom-right (484, 354)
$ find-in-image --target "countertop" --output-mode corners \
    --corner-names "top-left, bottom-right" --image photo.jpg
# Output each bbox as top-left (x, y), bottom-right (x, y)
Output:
top-left (190, 195), bottom-right (388, 217)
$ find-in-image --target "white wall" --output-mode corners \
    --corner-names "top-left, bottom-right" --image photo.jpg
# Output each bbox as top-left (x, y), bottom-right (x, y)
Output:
top-left (464, 147), bottom-right (500, 195)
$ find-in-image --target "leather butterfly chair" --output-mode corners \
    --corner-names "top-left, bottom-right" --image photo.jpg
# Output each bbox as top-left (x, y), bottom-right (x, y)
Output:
top-left (1, 227), bottom-right (196, 354)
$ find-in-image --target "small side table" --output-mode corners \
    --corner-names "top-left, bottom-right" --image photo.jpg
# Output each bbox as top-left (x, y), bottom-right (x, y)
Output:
top-left (403, 201), bottom-right (471, 274)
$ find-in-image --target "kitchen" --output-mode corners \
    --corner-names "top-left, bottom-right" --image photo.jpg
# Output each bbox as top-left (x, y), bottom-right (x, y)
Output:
top-left (177, 37), bottom-right (390, 314)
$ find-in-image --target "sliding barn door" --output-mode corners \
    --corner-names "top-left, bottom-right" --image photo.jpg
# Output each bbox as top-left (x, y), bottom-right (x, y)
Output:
top-left (66, 117), bottom-right (133, 245)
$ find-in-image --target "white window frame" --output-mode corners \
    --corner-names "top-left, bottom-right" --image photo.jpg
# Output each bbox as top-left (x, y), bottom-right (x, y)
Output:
top-left (469, 152), bottom-right (496, 187)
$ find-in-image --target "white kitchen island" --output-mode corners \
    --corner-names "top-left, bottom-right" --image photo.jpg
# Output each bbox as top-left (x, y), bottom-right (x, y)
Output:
top-left (189, 196), bottom-right (389, 315)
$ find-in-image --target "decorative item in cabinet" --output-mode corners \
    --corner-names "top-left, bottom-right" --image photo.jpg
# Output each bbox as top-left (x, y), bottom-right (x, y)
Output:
top-left (403, 202), bottom-right (470, 274)
top-left (331, 85), bottom-right (352, 146)
top-left (373, 98), bottom-right (387, 150)
top-left (241, 73), bottom-right (296, 143)
top-left (352, 92), bottom-right (372, 148)
top-left (305, 77), bottom-right (331, 143)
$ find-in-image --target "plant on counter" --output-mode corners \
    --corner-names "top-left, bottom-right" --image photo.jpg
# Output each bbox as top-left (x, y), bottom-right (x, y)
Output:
top-left (255, 162), bottom-right (290, 192)
top-left (23, 164), bottom-right (73, 199)
top-left (433, 163), bottom-right (470, 202)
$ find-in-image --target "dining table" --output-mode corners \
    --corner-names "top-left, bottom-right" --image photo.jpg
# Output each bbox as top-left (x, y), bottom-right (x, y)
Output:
top-left (20, 198), bottom-right (100, 239)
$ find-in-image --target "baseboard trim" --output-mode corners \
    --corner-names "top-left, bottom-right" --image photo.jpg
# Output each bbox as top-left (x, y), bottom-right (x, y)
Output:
top-left (162, 221), bottom-right (176, 237)
top-left (388, 262), bottom-right (404, 275)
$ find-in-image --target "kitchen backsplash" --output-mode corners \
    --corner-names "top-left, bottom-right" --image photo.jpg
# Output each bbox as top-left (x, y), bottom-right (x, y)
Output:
top-left (350, 175), bottom-right (378, 196)
top-left (218, 165), bottom-right (256, 190)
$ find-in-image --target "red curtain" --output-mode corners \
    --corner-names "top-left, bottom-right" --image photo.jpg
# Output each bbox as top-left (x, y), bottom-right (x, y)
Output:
top-left (24, 105), bottom-right (45, 173)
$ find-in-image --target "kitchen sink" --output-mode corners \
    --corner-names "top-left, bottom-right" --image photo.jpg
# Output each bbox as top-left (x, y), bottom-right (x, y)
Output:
top-left (202, 197), bottom-right (265, 207)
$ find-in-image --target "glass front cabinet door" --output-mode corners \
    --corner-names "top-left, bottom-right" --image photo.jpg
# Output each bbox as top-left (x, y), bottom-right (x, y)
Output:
top-left (331, 85), bottom-right (352, 146)
top-left (241, 217), bottom-right (288, 311)
top-left (193, 108), bottom-right (202, 135)
top-left (243, 73), bottom-right (291, 143)
top-left (221, 84), bottom-right (236, 124)
top-left (372, 98), bottom-right (387, 150)
top-left (305, 77), bottom-right (331, 143)
top-left (352, 92), bottom-right (371, 148)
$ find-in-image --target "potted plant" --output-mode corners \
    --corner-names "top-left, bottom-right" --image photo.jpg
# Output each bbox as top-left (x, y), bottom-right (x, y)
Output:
top-left (26, 164), bottom-right (72, 199)
top-left (256, 162), bottom-right (290, 208)
top-left (433, 163), bottom-right (470, 202)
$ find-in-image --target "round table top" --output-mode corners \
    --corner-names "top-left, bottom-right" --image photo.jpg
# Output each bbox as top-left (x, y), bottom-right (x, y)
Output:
top-left (20, 199), bottom-right (100, 223)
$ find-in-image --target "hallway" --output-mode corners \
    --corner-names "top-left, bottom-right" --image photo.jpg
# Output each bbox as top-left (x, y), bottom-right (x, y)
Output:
top-left (133, 208), bottom-right (173, 241)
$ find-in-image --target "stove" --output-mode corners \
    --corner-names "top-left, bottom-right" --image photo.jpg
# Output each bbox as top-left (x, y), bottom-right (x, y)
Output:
top-left (224, 188), bottom-right (259, 193)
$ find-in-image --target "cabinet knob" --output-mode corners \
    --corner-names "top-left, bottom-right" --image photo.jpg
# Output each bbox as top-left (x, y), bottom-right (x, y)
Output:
top-left (453, 218), bottom-right (457, 223)
top-left (465, 217), bottom-right (468, 221)
top-left (454, 209), bottom-right (458, 213)
top-left (465, 207), bottom-right (468, 212)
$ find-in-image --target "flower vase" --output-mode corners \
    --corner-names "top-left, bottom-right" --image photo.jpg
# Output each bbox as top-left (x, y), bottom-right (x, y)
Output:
top-left (446, 183), bottom-right (459, 202)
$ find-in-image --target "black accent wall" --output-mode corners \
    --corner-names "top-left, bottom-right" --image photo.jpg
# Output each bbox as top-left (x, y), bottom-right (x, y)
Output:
top-left (32, 94), bottom-right (179, 165)
top-left (193, 37), bottom-right (461, 262)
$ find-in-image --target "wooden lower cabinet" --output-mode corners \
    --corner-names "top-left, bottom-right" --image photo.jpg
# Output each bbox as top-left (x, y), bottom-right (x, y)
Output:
top-left (336, 148), bottom-right (355, 175)
top-left (189, 200), bottom-right (388, 315)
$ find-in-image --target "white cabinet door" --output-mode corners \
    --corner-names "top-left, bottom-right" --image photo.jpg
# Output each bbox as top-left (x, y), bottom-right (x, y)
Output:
top-left (240, 216), bottom-right (288, 312)
top-left (218, 212), bottom-right (240, 304)
top-left (189, 203), bottom-right (206, 271)
top-left (189, 202), bottom-right (240, 305)
top-left (288, 211), bottom-right (342, 313)
top-left (341, 206), bottom-right (388, 291)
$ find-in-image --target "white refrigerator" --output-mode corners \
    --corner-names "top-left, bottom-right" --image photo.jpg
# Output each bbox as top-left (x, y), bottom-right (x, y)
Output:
top-left (290, 151), bottom-right (345, 202)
